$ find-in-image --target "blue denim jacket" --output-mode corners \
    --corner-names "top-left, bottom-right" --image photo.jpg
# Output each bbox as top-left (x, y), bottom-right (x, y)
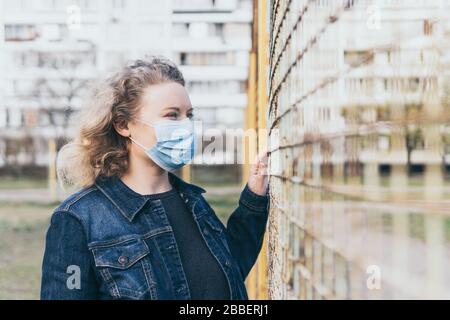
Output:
top-left (40, 172), bottom-right (270, 300)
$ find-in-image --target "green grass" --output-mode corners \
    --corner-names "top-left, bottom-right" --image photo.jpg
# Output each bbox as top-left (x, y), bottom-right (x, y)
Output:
top-left (0, 178), bottom-right (47, 190)
top-left (204, 193), bottom-right (240, 223)
top-left (190, 165), bottom-right (241, 188)
top-left (0, 202), bottom-right (54, 300)
top-left (0, 227), bottom-right (48, 299)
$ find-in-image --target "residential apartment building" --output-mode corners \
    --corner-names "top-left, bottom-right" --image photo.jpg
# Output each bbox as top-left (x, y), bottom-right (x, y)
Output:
top-left (0, 0), bottom-right (252, 168)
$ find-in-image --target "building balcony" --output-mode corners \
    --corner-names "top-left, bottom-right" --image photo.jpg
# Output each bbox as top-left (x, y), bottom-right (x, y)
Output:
top-left (190, 93), bottom-right (247, 108)
top-left (180, 65), bottom-right (248, 80)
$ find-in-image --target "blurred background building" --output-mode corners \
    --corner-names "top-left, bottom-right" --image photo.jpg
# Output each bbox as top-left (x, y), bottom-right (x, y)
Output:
top-left (0, 0), bottom-right (252, 181)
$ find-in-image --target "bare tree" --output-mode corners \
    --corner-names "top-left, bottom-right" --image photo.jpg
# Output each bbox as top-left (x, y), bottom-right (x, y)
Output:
top-left (30, 48), bottom-right (95, 146)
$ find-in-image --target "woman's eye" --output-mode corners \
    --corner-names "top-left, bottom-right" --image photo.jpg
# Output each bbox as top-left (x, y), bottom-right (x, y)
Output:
top-left (187, 113), bottom-right (194, 119)
top-left (166, 113), bottom-right (178, 118)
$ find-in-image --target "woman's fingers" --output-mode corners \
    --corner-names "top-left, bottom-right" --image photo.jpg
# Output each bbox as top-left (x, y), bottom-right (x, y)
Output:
top-left (251, 149), bottom-right (269, 176)
top-left (247, 149), bottom-right (269, 196)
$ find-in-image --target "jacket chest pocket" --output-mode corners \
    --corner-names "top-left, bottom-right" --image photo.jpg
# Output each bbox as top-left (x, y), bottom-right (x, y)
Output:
top-left (91, 238), bottom-right (153, 299)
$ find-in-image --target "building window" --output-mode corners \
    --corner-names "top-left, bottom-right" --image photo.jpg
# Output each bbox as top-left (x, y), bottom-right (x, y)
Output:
top-left (424, 19), bottom-right (433, 36)
top-left (4, 24), bottom-right (38, 41)
top-left (178, 52), bottom-right (235, 66)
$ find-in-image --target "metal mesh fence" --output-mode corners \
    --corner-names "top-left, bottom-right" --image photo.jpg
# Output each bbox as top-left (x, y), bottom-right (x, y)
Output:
top-left (267, 0), bottom-right (450, 299)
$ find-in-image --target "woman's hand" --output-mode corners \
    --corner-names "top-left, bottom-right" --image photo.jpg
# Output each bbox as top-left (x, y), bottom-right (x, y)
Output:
top-left (247, 149), bottom-right (269, 196)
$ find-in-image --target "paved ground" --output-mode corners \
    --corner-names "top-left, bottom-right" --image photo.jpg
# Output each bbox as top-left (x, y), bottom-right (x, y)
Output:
top-left (0, 189), bottom-right (56, 204)
top-left (0, 186), bottom-right (243, 204)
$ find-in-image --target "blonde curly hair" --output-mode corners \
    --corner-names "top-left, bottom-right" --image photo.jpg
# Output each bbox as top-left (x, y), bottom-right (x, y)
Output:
top-left (57, 56), bottom-right (185, 188)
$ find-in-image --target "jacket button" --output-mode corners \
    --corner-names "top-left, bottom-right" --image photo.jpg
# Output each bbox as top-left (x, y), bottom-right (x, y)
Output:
top-left (177, 285), bottom-right (185, 293)
top-left (203, 228), bottom-right (209, 235)
top-left (118, 255), bottom-right (128, 265)
top-left (225, 260), bottom-right (231, 267)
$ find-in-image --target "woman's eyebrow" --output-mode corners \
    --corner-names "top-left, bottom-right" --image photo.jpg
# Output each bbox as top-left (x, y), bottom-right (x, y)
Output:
top-left (162, 106), bottom-right (193, 112)
top-left (162, 107), bottom-right (179, 112)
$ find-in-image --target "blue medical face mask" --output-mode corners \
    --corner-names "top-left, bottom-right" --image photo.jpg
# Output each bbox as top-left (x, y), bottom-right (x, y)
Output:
top-left (129, 117), bottom-right (196, 172)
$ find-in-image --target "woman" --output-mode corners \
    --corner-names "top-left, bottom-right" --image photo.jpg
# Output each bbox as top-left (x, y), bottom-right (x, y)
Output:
top-left (40, 57), bottom-right (270, 300)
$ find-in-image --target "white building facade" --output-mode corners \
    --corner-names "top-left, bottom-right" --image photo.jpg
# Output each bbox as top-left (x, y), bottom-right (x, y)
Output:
top-left (0, 0), bottom-right (252, 168)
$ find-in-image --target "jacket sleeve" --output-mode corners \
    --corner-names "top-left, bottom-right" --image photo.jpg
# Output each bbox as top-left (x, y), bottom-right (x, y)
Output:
top-left (225, 183), bottom-right (270, 280)
top-left (40, 210), bottom-right (99, 300)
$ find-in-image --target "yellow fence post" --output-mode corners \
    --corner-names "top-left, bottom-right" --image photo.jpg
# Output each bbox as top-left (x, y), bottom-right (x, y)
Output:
top-left (48, 138), bottom-right (57, 201)
top-left (244, 50), bottom-right (258, 300)
top-left (245, 0), bottom-right (270, 300)
top-left (181, 164), bottom-right (191, 183)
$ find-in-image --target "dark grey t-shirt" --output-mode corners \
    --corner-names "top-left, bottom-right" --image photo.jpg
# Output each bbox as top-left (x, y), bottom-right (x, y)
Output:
top-left (143, 186), bottom-right (231, 300)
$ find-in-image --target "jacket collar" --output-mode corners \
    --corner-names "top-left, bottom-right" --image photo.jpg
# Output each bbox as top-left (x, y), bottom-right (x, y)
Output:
top-left (168, 171), bottom-right (206, 196)
top-left (94, 172), bottom-right (206, 222)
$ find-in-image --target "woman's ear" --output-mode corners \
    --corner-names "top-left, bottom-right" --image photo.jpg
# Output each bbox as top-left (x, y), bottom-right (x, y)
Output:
top-left (113, 118), bottom-right (132, 138)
